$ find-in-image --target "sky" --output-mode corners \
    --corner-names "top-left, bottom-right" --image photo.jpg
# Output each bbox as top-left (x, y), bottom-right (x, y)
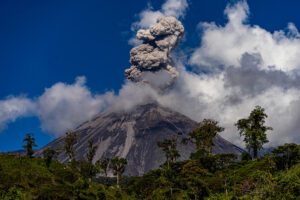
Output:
top-left (1, 0), bottom-right (300, 151)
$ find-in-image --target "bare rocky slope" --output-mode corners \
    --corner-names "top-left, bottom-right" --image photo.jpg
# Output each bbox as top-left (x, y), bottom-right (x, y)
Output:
top-left (34, 103), bottom-right (243, 176)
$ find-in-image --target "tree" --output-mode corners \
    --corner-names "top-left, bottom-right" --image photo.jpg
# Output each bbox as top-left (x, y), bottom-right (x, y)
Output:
top-left (235, 106), bottom-right (272, 159)
top-left (23, 133), bottom-right (37, 158)
top-left (86, 139), bottom-right (98, 163)
top-left (95, 156), bottom-right (110, 185)
top-left (77, 160), bottom-right (97, 181)
top-left (185, 177), bottom-right (209, 200)
top-left (190, 152), bottom-right (236, 173)
top-left (272, 143), bottom-right (300, 170)
top-left (82, 139), bottom-right (98, 181)
top-left (186, 119), bottom-right (224, 156)
top-left (109, 156), bottom-right (127, 187)
top-left (43, 147), bottom-right (59, 167)
top-left (157, 135), bottom-right (180, 169)
top-left (63, 130), bottom-right (78, 163)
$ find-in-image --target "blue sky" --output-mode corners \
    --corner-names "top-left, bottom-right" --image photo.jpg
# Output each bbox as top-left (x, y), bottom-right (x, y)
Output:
top-left (1, 0), bottom-right (300, 151)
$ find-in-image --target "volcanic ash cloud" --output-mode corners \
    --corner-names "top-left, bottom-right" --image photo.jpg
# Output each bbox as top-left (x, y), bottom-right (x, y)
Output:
top-left (125, 16), bottom-right (184, 88)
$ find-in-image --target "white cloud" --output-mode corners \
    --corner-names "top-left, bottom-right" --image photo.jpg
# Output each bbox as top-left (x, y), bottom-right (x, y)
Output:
top-left (162, 0), bottom-right (188, 19)
top-left (0, 77), bottom-right (114, 137)
top-left (128, 37), bottom-right (143, 46)
top-left (124, 62), bottom-right (299, 148)
top-left (132, 9), bottom-right (164, 30)
top-left (36, 76), bottom-right (114, 137)
top-left (173, 0), bottom-right (300, 147)
top-left (0, 96), bottom-right (35, 131)
top-left (190, 0), bottom-right (300, 73)
top-left (110, 82), bottom-right (159, 111)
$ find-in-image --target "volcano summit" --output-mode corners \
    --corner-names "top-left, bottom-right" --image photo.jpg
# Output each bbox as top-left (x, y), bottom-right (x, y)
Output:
top-left (35, 103), bottom-right (243, 176)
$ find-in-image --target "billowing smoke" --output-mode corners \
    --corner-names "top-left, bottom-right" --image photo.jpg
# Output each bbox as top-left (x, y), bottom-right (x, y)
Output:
top-left (128, 0), bottom-right (188, 46)
top-left (125, 16), bottom-right (184, 88)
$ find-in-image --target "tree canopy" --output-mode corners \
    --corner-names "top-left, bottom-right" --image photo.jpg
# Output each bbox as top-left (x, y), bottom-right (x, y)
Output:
top-left (109, 156), bottom-right (127, 187)
top-left (187, 119), bottom-right (224, 155)
top-left (235, 106), bottom-right (272, 159)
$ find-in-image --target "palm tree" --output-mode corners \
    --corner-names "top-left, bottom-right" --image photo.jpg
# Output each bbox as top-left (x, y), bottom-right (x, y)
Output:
top-left (23, 133), bottom-right (37, 158)
top-left (96, 156), bottom-right (110, 185)
top-left (84, 139), bottom-right (98, 181)
top-left (86, 139), bottom-right (98, 163)
top-left (109, 156), bottom-right (127, 187)
top-left (63, 130), bottom-right (78, 163)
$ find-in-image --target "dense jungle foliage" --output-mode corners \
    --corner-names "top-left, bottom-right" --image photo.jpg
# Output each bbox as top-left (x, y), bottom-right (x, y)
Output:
top-left (0, 144), bottom-right (299, 200)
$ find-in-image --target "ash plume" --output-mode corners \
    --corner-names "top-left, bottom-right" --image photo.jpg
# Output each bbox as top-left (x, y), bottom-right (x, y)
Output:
top-left (125, 16), bottom-right (184, 88)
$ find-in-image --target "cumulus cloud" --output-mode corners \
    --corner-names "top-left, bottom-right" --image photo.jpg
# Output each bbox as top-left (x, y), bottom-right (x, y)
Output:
top-left (190, 0), bottom-right (300, 73)
top-left (174, 0), bottom-right (300, 147)
top-left (0, 77), bottom-right (114, 137)
top-left (156, 69), bottom-right (300, 147)
top-left (0, 96), bottom-right (35, 131)
top-left (224, 53), bottom-right (300, 97)
top-left (35, 77), bottom-right (114, 136)
top-left (119, 60), bottom-right (300, 147)
top-left (161, 0), bottom-right (188, 19)
top-left (132, 9), bottom-right (164, 31)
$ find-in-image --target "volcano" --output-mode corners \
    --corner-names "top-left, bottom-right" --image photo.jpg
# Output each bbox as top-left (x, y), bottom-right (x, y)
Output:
top-left (34, 103), bottom-right (243, 176)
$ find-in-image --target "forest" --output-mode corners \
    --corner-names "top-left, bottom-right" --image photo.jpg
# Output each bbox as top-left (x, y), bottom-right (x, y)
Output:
top-left (0, 106), bottom-right (299, 200)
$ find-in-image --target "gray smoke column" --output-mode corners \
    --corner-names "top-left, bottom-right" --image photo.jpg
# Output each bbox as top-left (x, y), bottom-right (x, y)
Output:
top-left (125, 16), bottom-right (184, 88)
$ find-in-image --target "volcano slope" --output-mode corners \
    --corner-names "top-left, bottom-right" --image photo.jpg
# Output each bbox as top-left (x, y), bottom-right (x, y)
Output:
top-left (35, 103), bottom-right (243, 176)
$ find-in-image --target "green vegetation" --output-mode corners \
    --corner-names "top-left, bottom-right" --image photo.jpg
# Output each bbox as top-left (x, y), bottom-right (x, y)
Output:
top-left (157, 133), bottom-right (180, 169)
top-left (95, 156), bottom-right (110, 185)
top-left (42, 147), bottom-right (59, 168)
top-left (63, 130), bottom-right (78, 163)
top-left (235, 106), bottom-right (272, 160)
top-left (0, 154), bottom-right (132, 199)
top-left (0, 106), bottom-right (299, 199)
top-left (109, 156), bottom-right (128, 188)
top-left (185, 119), bottom-right (224, 156)
top-left (23, 133), bottom-right (37, 158)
